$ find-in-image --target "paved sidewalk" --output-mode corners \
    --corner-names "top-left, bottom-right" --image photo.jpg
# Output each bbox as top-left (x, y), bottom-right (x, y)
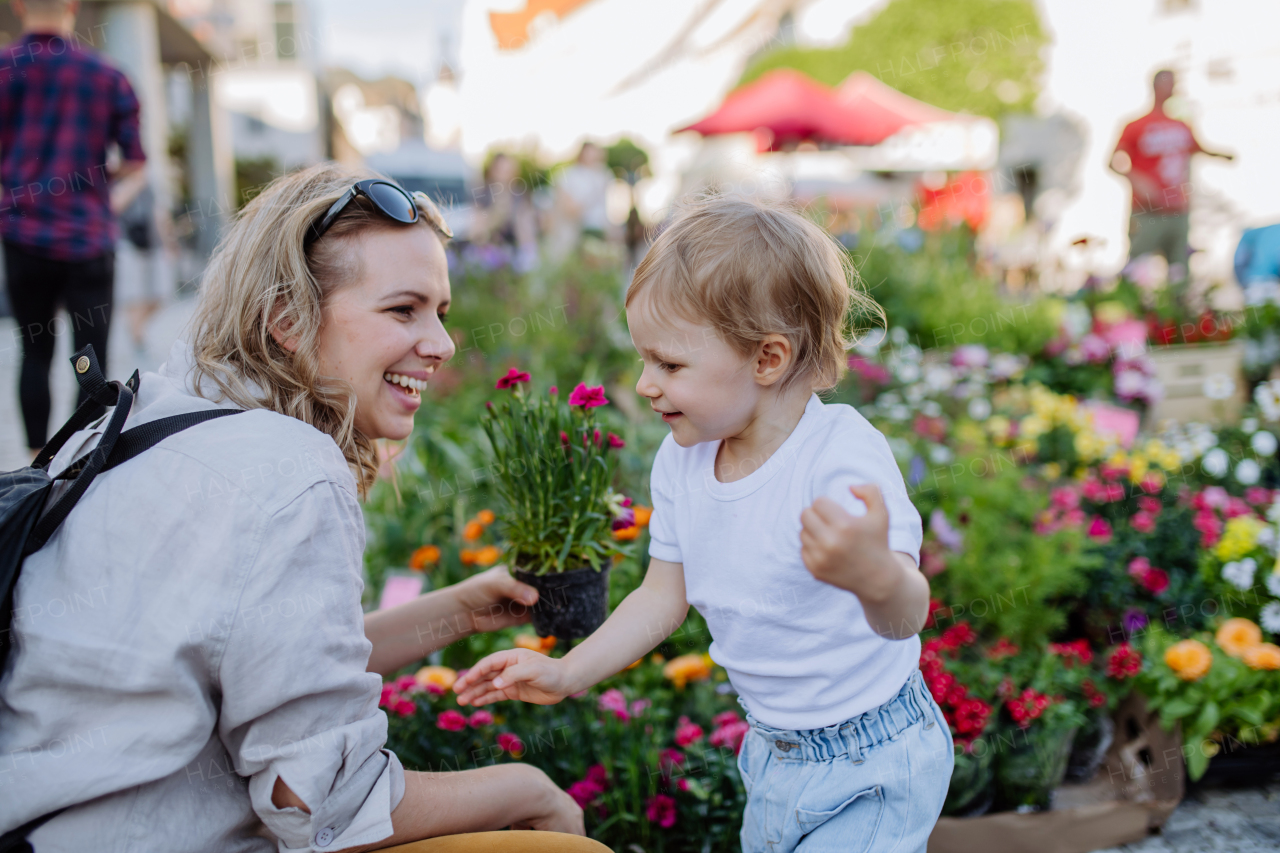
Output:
top-left (1094, 784), bottom-right (1280, 853)
top-left (0, 297), bottom-right (195, 471)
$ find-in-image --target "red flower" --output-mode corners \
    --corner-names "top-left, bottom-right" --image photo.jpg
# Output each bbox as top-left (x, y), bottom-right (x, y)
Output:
top-left (1131, 511), bottom-right (1156, 533)
top-left (1048, 639), bottom-right (1093, 668)
top-left (1107, 643), bottom-right (1143, 678)
top-left (559, 431), bottom-right (570, 448)
top-left (986, 638), bottom-right (1020, 660)
top-left (924, 598), bottom-right (947, 629)
top-left (646, 794), bottom-right (677, 828)
top-left (712, 710), bottom-right (742, 728)
top-left (710, 720), bottom-right (750, 755)
top-left (674, 715), bottom-right (704, 747)
top-left (954, 698), bottom-right (992, 735)
top-left (568, 383), bottom-right (609, 407)
top-left (607, 432), bottom-right (626, 449)
top-left (940, 622), bottom-right (976, 650)
top-left (1082, 680), bottom-right (1107, 708)
top-left (495, 368), bottom-right (531, 390)
top-left (1245, 487), bottom-right (1273, 506)
top-left (1137, 496), bottom-right (1162, 515)
top-left (497, 732), bottom-right (524, 754)
top-left (467, 710), bottom-right (494, 728)
top-left (1140, 567), bottom-right (1169, 594)
top-left (567, 779), bottom-right (604, 808)
top-left (436, 710), bottom-right (467, 731)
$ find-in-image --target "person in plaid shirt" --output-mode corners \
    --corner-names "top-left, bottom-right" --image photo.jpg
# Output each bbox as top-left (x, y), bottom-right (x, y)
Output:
top-left (1, 0), bottom-right (146, 458)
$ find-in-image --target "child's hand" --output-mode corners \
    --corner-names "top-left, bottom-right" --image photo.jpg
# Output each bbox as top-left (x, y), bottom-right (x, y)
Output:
top-left (799, 483), bottom-right (899, 599)
top-left (453, 649), bottom-right (575, 707)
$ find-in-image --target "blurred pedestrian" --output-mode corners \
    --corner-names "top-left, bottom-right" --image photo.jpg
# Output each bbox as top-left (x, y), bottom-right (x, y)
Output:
top-left (0, 0), bottom-right (146, 460)
top-left (1110, 69), bottom-right (1233, 284)
top-left (472, 152), bottom-right (538, 272)
top-left (111, 168), bottom-right (176, 355)
top-left (1235, 223), bottom-right (1280, 306)
top-left (548, 141), bottom-right (614, 262)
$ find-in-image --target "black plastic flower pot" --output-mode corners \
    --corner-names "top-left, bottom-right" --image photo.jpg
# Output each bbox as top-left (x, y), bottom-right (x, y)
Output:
top-left (513, 564), bottom-right (611, 641)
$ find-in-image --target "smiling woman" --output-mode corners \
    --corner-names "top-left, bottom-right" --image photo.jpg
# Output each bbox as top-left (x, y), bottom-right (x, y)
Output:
top-left (0, 163), bottom-right (588, 851)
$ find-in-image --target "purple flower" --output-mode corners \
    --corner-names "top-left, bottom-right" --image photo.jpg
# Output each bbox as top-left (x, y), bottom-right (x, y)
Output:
top-left (612, 508), bottom-right (636, 530)
top-left (929, 509), bottom-right (964, 552)
top-left (1122, 608), bottom-right (1148, 635)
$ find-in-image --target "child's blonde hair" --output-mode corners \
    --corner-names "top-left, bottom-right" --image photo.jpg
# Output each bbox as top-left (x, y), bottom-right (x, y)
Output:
top-left (625, 193), bottom-right (882, 392)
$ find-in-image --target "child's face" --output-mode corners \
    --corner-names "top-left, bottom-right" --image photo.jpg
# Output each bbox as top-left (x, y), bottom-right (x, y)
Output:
top-left (627, 297), bottom-right (761, 447)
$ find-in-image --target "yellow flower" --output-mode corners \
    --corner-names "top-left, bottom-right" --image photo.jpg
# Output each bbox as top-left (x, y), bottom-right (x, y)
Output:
top-left (1074, 430), bottom-right (1106, 462)
top-left (1094, 300), bottom-right (1130, 325)
top-left (1214, 517), bottom-right (1265, 562)
top-left (662, 653), bottom-right (712, 689)
top-left (415, 665), bottom-right (458, 692)
top-left (1242, 643), bottom-right (1280, 670)
top-left (1128, 455), bottom-right (1149, 484)
top-left (1165, 639), bottom-right (1212, 681)
top-left (1216, 618), bottom-right (1263, 658)
top-left (1019, 414), bottom-right (1048, 441)
top-left (1041, 462), bottom-right (1062, 481)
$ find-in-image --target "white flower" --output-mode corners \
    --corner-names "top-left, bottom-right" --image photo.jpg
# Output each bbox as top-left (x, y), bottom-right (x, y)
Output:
top-left (904, 383), bottom-right (928, 404)
top-left (924, 364), bottom-right (955, 393)
top-left (1252, 430), bottom-right (1279, 457)
top-left (922, 400), bottom-right (942, 418)
top-left (889, 326), bottom-right (909, 346)
top-left (1204, 373), bottom-right (1236, 400)
top-left (1255, 380), bottom-right (1280, 422)
top-left (1223, 558), bottom-right (1257, 591)
top-left (893, 361), bottom-right (921, 384)
top-left (990, 353), bottom-right (1024, 380)
top-left (1262, 601), bottom-right (1280, 634)
top-left (1257, 527), bottom-right (1277, 554)
top-left (1236, 458), bottom-right (1262, 485)
top-left (1063, 303), bottom-right (1092, 340)
top-left (1242, 418), bottom-right (1259, 435)
top-left (1267, 570), bottom-right (1280, 597)
top-left (888, 404), bottom-right (911, 422)
top-left (877, 392), bottom-right (902, 407)
top-left (1269, 501), bottom-right (1280, 525)
top-left (928, 444), bottom-right (953, 465)
top-left (1203, 447), bottom-right (1230, 478)
top-left (855, 327), bottom-right (886, 357)
top-left (968, 398), bottom-right (993, 421)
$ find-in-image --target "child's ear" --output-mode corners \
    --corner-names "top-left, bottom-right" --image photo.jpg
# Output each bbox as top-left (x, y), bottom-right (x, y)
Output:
top-left (754, 335), bottom-right (792, 386)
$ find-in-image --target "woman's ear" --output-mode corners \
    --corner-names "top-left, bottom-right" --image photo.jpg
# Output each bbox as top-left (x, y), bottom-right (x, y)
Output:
top-left (268, 308), bottom-right (301, 354)
top-left (754, 335), bottom-right (792, 386)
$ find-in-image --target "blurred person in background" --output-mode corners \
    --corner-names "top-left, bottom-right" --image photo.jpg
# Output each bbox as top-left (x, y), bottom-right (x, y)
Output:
top-left (1110, 69), bottom-right (1233, 284)
top-left (552, 142), bottom-right (613, 254)
top-left (111, 166), bottom-right (177, 355)
top-left (1235, 223), bottom-right (1280, 306)
top-left (0, 0), bottom-right (147, 460)
top-left (471, 152), bottom-right (538, 272)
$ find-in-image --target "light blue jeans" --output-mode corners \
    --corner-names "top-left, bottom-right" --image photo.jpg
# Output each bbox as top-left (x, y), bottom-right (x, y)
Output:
top-left (735, 669), bottom-right (953, 853)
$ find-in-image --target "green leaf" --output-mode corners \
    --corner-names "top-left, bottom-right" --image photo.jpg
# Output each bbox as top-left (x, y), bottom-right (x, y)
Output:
top-left (1186, 741), bottom-right (1209, 781)
top-left (1160, 698), bottom-right (1197, 720)
top-left (1194, 700), bottom-right (1220, 735)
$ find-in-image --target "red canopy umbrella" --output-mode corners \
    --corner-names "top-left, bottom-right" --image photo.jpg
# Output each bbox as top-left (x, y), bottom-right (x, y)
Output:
top-left (832, 71), bottom-right (958, 145)
top-left (678, 68), bottom-right (961, 151)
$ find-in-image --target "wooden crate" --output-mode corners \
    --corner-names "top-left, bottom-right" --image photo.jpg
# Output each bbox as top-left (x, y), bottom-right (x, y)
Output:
top-left (1144, 341), bottom-right (1245, 428)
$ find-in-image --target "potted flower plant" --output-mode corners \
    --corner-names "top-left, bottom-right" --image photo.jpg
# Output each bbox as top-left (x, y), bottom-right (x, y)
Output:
top-left (481, 368), bottom-right (632, 640)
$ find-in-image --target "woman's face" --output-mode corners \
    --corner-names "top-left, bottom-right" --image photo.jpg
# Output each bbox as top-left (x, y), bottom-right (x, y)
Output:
top-left (314, 224), bottom-right (455, 441)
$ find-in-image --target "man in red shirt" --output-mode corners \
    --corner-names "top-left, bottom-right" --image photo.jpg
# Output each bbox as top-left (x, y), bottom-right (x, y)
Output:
top-left (1111, 70), bottom-right (1233, 281)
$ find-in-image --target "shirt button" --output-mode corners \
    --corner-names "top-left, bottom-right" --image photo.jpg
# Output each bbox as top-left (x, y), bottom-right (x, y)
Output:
top-left (315, 828), bottom-right (336, 847)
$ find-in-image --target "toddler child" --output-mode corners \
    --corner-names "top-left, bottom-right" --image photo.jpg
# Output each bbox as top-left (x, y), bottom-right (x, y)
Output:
top-left (455, 194), bottom-right (953, 852)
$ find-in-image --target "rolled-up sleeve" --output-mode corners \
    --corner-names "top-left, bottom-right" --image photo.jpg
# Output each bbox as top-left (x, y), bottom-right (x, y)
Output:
top-left (217, 479), bottom-right (405, 852)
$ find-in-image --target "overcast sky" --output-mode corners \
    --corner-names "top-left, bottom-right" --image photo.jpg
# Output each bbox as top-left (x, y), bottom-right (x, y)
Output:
top-left (309, 0), bottom-right (466, 86)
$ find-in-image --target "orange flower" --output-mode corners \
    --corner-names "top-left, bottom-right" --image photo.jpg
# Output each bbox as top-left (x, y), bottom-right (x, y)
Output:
top-left (460, 549), bottom-right (478, 566)
top-left (462, 520), bottom-right (485, 542)
top-left (473, 545), bottom-right (502, 566)
top-left (514, 634), bottom-right (557, 654)
top-left (1242, 642), bottom-right (1280, 670)
top-left (662, 652), bottom-right (713, 689)
top-left (613, 525), bottom-right (640, 541)
top-left (633, 506), bottom-right (652, 527)
top-left (476, 509), bottom-right (496, 526)
top-left (625, 658), bottom-right (642, 670)
top-left (1215, 618), bottom-right (1263, 658)
top-left (1165, 639), bottom-right (1212, 681)
top-left (408, 545), bottom-right (441, 571)
top-left (415, 665), bottom-right (458, 692)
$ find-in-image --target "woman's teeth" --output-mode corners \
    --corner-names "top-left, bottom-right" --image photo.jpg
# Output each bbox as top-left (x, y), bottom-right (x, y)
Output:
top-left (384, 372), bottom-right (427, 395)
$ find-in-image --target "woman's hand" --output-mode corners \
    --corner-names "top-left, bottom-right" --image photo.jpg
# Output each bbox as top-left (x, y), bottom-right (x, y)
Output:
top-left (453, 649), bottom-right (574, 707)
top-left (451, 565), bottom-right (539, 635)
top-left (507, 767), bottom-right (585, 834)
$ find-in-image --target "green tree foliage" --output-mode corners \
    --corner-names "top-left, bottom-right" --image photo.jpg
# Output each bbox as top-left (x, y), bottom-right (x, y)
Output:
top-left (741, 0), bottom-right (1046, 118)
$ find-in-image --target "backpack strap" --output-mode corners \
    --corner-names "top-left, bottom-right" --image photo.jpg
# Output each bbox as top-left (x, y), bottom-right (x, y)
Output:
top-left (30, 345), bottom-right (137, 472)
top-left (0, 807), bottom-right (67, 853)
top-left (54, 409), bottom-right (243, 481)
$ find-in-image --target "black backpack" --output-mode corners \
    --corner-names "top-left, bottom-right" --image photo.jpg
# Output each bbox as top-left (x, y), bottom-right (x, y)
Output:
top-left (0, 345), bottom-right (242, 850)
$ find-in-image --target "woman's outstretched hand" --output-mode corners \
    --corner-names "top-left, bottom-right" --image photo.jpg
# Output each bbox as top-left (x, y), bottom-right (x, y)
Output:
top-left (454, 649), bottom-right (574, 707)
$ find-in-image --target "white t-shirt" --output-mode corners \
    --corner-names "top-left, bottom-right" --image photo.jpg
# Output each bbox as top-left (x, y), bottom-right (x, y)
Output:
top-left (648, 394), bottom-right (923, 730)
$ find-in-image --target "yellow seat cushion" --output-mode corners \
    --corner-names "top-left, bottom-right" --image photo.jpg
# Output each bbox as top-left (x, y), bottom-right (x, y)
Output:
top-left (379, 830), bottom-right (613, 853)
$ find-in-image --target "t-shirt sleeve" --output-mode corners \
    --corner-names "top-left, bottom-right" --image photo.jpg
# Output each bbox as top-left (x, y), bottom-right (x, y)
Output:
top-left (812, 422), bottom-right (923, 564)
top-left (647, 437), bottom-right (683, 564)
top-left (110, 70), bottom-right (146, 162)
top-left (217, 479), bottom-right (404, 852)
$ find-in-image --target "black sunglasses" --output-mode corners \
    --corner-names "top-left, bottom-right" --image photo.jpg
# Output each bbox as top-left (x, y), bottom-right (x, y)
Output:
top-left (305, 179), bottom-right (422, 247)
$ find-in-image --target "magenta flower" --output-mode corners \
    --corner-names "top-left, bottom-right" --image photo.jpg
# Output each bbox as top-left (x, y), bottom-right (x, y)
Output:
top-left (467, 710), bottom-right (494, 728)
top-left (607, 432), bottom-right (625, 449)
top-left (611, 508), bottom-right (636, 531)
top-left (549, 385), bottom-right (558, 395)
top-left (712, 710), bottom-right (742, 728)
top-left (567, 779), bottom-right (603, 808)
top-left (585, 764), bottom-right (608, 787)
top-left (674, 715), bottom-right (704, 747)
top-left (392, 697), bottom-right (416, 717)
top-left (659, 748), bottom-right (684, 773)
top-left (559, 431), bottom-right (570, 448)
top-left (497, 732), bottom-right (524, 754)
top-left (495, 368), bottom-right (531, 390)
top-left (436, 710), bottom-right (467, 731)
top-left (1086, 516), bottom-right (1112, 541)
top-left (629, 698), bottom-right (651, 717)
top-left (710, 720), bottom-right (750, 754)
top-left (568, 383), bottom-right (609, 408)
top-left (646, 794), bottom-right (677, 828)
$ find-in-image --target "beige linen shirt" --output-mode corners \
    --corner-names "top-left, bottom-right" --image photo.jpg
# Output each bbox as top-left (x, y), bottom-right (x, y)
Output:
top-left (0, 340), bottom-right (405, 851)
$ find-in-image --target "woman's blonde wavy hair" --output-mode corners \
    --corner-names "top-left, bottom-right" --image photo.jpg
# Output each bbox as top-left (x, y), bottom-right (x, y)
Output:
top-left (187, 162), bottom-right (451, 499)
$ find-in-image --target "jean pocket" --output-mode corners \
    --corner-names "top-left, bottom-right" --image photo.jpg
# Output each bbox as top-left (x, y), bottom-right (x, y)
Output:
top-left (794, 785), bottom-right (884, 853)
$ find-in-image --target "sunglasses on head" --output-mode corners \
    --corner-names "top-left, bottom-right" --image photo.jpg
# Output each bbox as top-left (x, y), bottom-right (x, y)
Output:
top-left (304, 178), bottom-right (453, 247)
